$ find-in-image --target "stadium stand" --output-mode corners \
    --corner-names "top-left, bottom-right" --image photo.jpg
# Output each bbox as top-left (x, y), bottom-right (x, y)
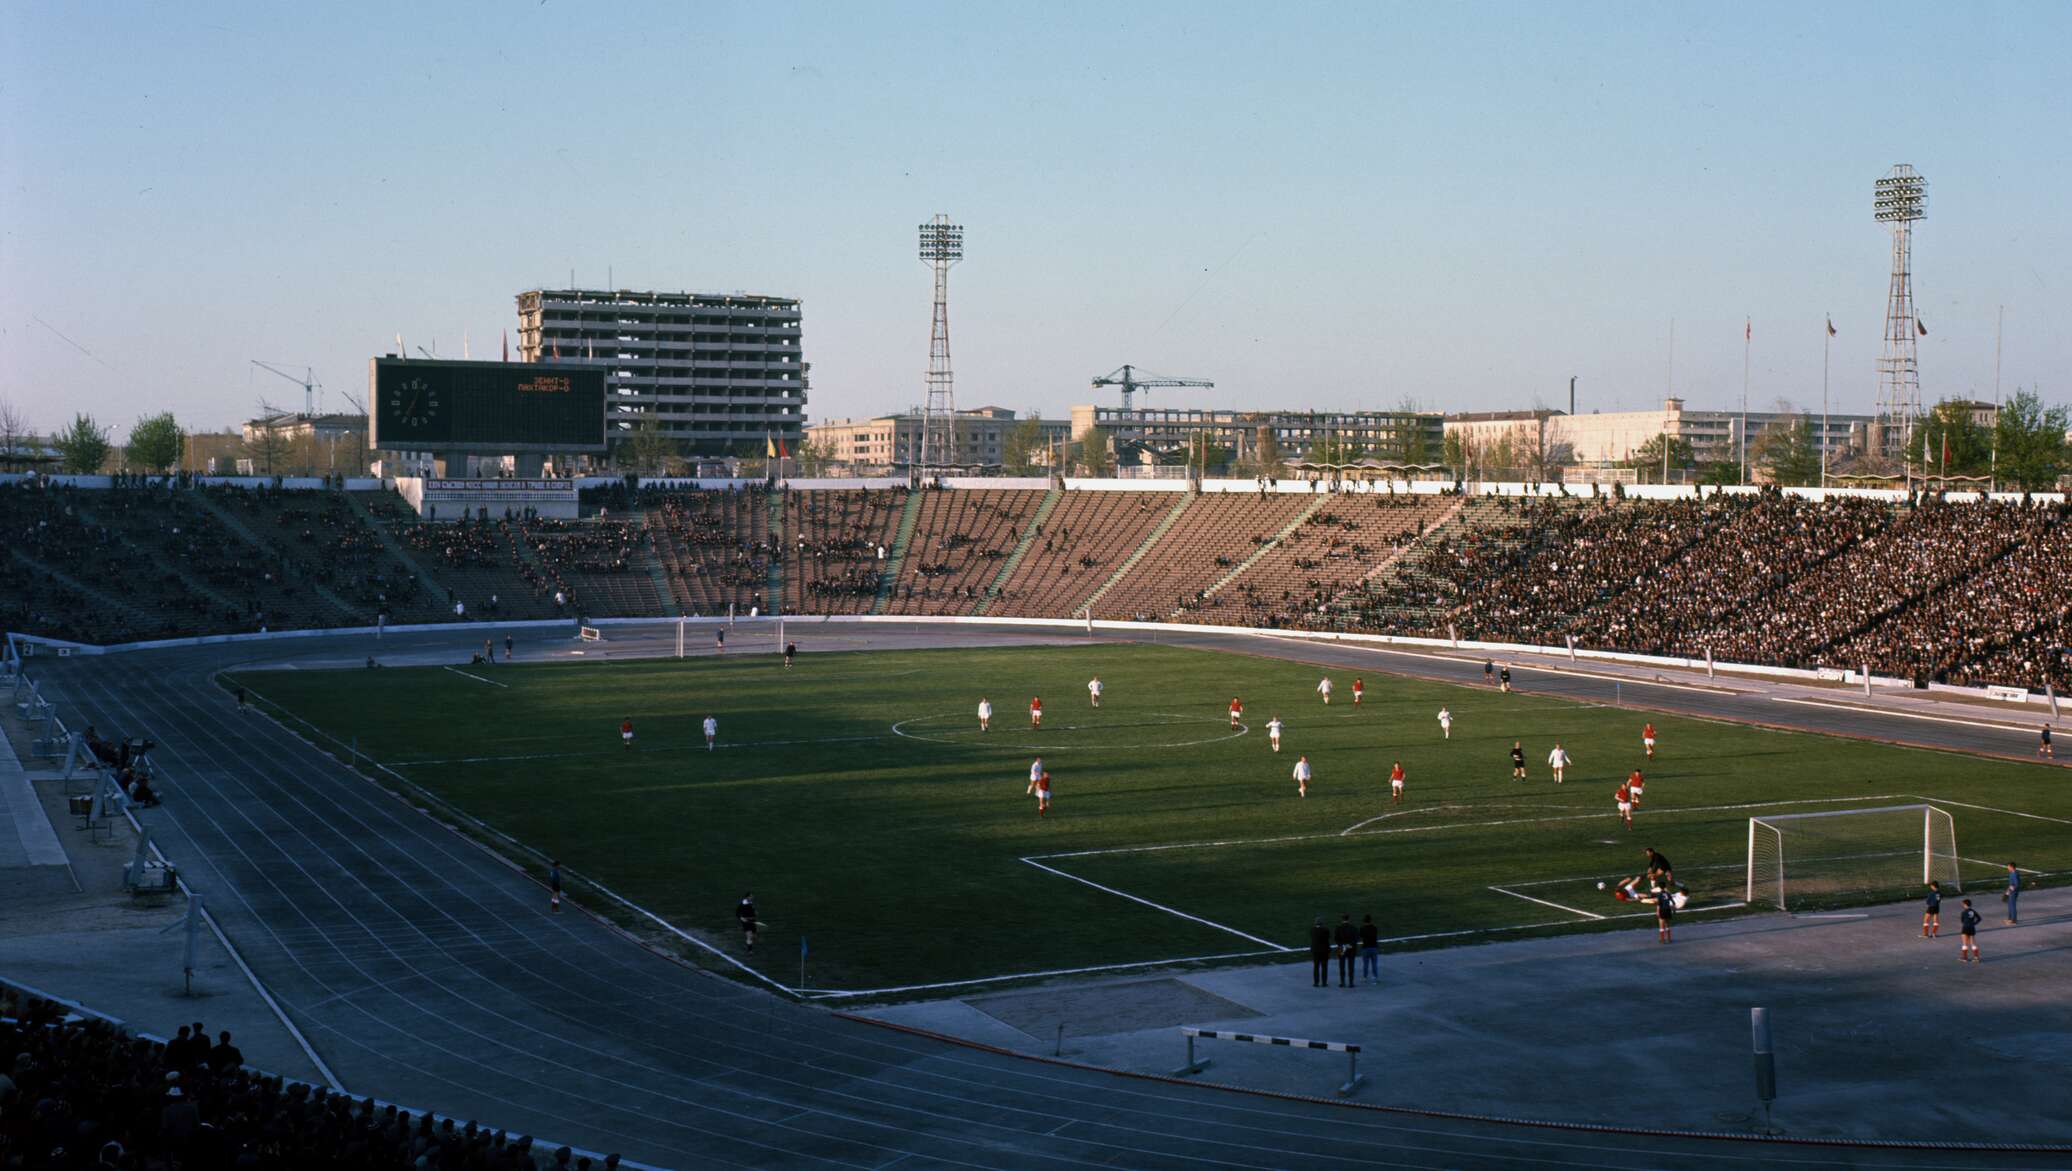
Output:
top-left (881, 489), bottom-right (1042, 615)
top-left (782, 487), bottom-right (906, 614)
top-left (1090, 492), bottom-right (1314, 621)
top-left (985, 489), bottom-right (1177, 618)
top-left (0, 986), bottom-right (581, 1170)
top-left (7, 479), bottom-right (2070, 693)
top-left (643, 488), bottom-right (773, 616)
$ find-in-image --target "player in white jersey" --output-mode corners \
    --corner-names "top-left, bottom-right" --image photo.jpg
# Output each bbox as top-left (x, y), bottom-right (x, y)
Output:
top-left (1087, 676), bottom-right (1104, 707)
top-left (977, 698), bottom-right (993, 731)
top-left (1437, 707), bottom-right (1452, 739)
top-left (1546, 742), bottom-right (1569, 784)
top-left (702, 716), bottom-right (718, 751)
top-left (1292, 754), bottom-right (1313, 797)
top-left (1316, 677), bottom-right (1334, 705)
top-left (1028, 757), bottom-right (1044, 789)
top-left (1267, 716), bottom-right (1284, 752)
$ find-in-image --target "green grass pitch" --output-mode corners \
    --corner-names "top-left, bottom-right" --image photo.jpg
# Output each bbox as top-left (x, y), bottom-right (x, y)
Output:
top-left (231, 643), bottom-right (2067, 994)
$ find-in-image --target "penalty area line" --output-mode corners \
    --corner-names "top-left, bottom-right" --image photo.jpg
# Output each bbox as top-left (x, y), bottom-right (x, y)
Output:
top-left (1487, 885), bottom-right (1605, 921)
top-left (798, 947), bottom-right (1288, 1000)
top-left (1019, 857), bottom-right (1292, 951)
top-left (442, 666), bottom-right (507, 688)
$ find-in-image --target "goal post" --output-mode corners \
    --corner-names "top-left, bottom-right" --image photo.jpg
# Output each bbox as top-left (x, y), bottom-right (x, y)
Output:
top-left (1746, 804), bottom-right (1959, 912)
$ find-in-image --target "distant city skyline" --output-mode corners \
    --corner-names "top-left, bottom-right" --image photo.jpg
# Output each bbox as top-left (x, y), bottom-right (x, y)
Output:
top-left (3, 1), bottom-right (2067, 435)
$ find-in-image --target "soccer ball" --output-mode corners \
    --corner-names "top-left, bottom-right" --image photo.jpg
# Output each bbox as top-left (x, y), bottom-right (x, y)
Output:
top-left (1596, 881), bottom-right (1606, 890)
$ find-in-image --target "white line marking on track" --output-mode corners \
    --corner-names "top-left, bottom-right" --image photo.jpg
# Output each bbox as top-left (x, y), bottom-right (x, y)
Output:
top-left (1773, 696), bottom-right (2039, 734)
top-left (442, 666), bottom-right (508, 688)
top-left (1018, 857), bottom-right (1291, 951)
top-left (1255, 634), bottom-right (1746, 695)
top-left (1487, 885), bottom-right (1605, 920)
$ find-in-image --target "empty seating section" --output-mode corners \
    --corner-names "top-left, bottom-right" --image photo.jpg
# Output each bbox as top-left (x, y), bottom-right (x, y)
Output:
top-left (644, 489), bottom-right (772, 615)
top-left (884, 490), bottom-right (1041, 615)
top-left (380, 513), bottom-right (564, 620)
top-left (784, 488), bottom-right (906, 614)
top-left (1196, 495), bottom-right (1453, 628)
top-left (7, 480), bottom-right (2072, 692)
top-left (1091, 493), bottom-right (1313, 621)
top-left (517, 518), bottom-right (665, 618)
top-left (988, 490), bottom-right (1179, 617)
top-left (202, 488), bottom-right (447, 625)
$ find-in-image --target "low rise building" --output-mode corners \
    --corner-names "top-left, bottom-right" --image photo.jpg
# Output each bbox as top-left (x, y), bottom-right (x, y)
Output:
top-left (806, 407), bottom-right (1067, 474)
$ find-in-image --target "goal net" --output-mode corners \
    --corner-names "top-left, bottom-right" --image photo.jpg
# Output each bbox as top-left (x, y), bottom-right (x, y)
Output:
top-left (1747, 804), bottom-right (1959, 912)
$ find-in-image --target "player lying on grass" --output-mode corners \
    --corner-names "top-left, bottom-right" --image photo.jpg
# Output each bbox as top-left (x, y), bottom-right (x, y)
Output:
top-left (1607, 874), bottom-right (1689, 909)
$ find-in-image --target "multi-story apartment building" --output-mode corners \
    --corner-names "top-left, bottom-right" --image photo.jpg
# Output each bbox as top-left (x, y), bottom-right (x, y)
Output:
top-left (807, 407), bottom-right (1068, 473)
top-left (515, 288), bottom-right (805, 457)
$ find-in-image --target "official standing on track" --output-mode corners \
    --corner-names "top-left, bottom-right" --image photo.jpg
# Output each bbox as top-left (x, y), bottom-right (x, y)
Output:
top-left (1309, 918), bottom-right (1331, 987)
top-left (1334, 914), bottom-right (1357, 987)
top-left (1358, 913), bottom-right (1380, 984)
top-left (548, 859), bottom-right (562, 913)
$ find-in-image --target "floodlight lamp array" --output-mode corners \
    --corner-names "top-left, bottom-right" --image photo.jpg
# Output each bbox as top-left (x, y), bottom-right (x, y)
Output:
top-left (918, 222), bottom-right (965, 261)
top-left (1874, 169), bottom-right (1927, 223)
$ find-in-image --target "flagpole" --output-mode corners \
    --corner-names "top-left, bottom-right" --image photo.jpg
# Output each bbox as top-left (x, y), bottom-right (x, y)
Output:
top-left (1741, 317), bottom-right (1751, 486)
top-left (1821, 317), bottom-right (1831, 488)
top-left (1991, 304), bottom-right (2003, 493)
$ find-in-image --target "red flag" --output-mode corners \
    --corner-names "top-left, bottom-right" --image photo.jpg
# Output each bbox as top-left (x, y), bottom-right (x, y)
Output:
top-left (1917, 319), bottom-right (1929, 336)
top-left (552, 340), bottom-right (561, 359)
top-left (502, 330), bottom-right (509, 363)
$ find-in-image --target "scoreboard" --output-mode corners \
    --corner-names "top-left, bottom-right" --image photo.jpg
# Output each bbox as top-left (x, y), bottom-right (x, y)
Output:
top-left (368, 358), bottom-right (606, 453)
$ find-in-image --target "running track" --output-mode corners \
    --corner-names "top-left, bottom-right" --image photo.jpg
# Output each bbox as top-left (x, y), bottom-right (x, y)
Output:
top-left (24, 622), bottom-right (2066, 1169)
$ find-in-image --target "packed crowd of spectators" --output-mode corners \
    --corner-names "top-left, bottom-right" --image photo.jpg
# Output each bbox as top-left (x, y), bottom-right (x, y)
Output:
top-left (0, 988), bottom-right (612, 1169)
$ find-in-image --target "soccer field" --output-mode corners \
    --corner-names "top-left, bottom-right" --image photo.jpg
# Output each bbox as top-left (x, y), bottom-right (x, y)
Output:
top-left (230, 642), bottom-right (2068, 996)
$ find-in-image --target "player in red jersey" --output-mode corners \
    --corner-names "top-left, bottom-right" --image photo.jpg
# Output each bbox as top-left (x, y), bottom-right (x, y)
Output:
top-left (1228, 697), bottom-right (1243, 728)
top-left (1029, 770), bottom-right (1052, 816)
top-left (1389, 760), bottom-right (1405, 803)
top-left (1614, 779), bottom-right (1635, 829)
top-left (620, 718), bottom-right (634, 750)
top-left (1352, 678), bottom-right (1364, 705)
top-left (1029, 696), bottom-right (1043, 728)
top-left (1642, 722), bottom-right (1657, 759)
top-left (1627, 769), bottom-right (1645, 808)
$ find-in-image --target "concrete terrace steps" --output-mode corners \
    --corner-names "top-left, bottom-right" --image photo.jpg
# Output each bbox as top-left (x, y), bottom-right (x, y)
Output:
top-left (186, 491), bottom-right (363, 623)
top-left (63, 497), bottom-right (249, 619)
top-left (973, 486), bottom-right (1062, 616)
top-left (1360, 496), bottom-right (1464, 586)
top-left (6, 549), bottom-right (168, 637)
top-left (1193, 495), bottom-right (1329, 606)
top-left (1070, 492), bottom-right (1195, 617)
top-left (625, 511), bottom-right (683, 617)
top-left (342, 493), bottom-right (458, 608)
top-left (766, 491), bottom-right (786, 612)
top-left (869, 490), bottom-right (927, 615)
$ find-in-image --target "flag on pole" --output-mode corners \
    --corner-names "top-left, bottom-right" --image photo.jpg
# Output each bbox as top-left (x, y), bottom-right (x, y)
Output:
top-left (502, 329), bottom-right (509, 362)
top-left (1827, 316), bottom-right (1837, 337)
top-left (552, 340), bottom-right (561, 359)
top-left (1745, 318), bottom-right (1751, 342)
top-left (767, 435), bottom-right (778, 459)
top-left (1917, 318), bottom-right (1929, 336)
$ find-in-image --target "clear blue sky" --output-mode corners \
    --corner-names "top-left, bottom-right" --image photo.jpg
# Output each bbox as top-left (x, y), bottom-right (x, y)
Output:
top-left (3, 1), bottom-right (2067, 436)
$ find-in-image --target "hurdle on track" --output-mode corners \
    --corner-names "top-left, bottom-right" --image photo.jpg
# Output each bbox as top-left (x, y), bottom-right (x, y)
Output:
top-left (578, 626), bottom-right (605, 642)
top-left (1173, 1027), bottom-right (1364, 1097)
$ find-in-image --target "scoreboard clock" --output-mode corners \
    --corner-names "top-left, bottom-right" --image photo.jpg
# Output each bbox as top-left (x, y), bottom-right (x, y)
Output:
top-left (369, 357), bottom-right (606, 453)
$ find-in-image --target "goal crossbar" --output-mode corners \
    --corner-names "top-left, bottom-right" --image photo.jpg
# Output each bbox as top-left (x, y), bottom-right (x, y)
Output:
top-left (1747, 803), bottom-right (1959, 912)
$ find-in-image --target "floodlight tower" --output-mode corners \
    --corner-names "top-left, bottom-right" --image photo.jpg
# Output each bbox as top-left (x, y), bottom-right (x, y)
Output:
top-left (1873, 165), bottom-right (1927, 458)
top-left (918, 215), bottom-right (964, 476)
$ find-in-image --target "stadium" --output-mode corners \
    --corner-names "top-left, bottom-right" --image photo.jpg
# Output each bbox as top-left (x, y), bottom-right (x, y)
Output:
top-left (4, 471), bottom-right (2069, 1169)
top-left (9, 7), bottom-right (2072, 1169)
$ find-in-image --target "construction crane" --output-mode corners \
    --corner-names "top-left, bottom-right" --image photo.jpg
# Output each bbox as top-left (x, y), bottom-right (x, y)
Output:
top-left (251, 361), bottom-right (320, 416)
top-left (1091, 365), bottom-right (1214, 412)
